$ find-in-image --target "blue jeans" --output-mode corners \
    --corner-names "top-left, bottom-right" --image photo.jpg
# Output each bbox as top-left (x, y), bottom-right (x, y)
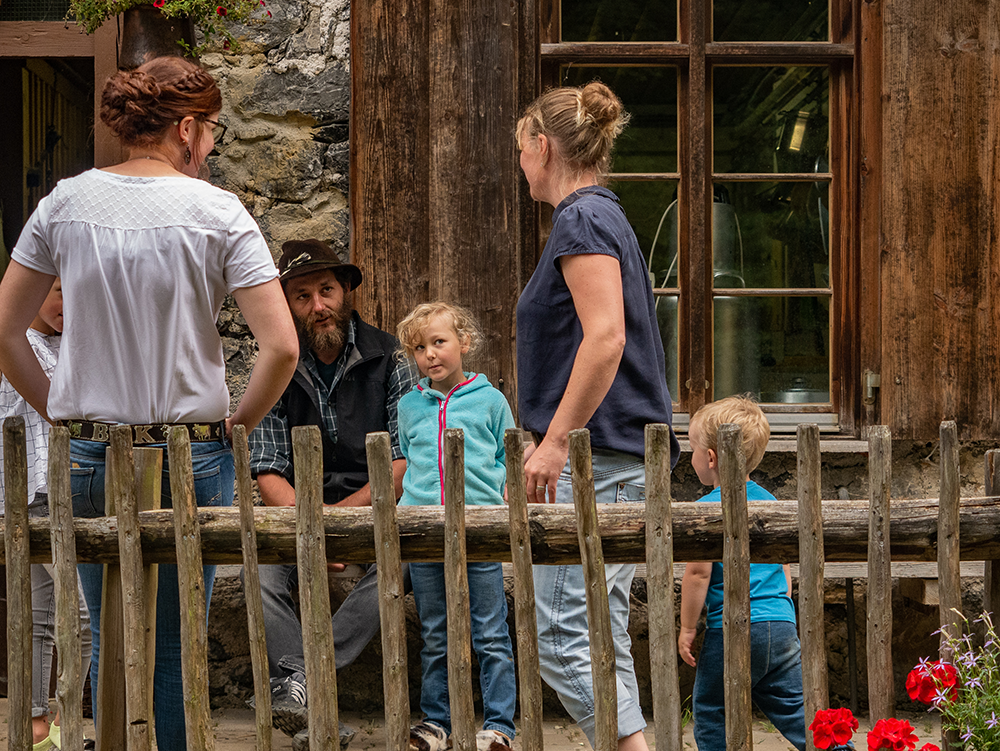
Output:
top-left (70, 437), bottom-right (234, 751)
top-left (692, 621), bottom-right (806, 751)
top-left (533, 448), bottom-right (648, 747)
top-left (410, 561), bottom-right (516, 740)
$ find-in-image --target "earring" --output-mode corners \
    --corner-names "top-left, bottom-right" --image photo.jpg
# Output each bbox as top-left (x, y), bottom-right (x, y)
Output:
top-left (184, 147), bottom-right (192, 164)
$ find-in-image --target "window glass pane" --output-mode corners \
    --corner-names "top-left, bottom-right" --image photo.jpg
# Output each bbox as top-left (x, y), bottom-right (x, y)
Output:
top-left (713, 66), bottom-right (829, 175)
top-left (561, 66), bottom-right (678, 174)
top-left (0, 0), bottom-right (70, 21)
top-left (561, 0), bottom-right (678, 42)
top-left (713, 296), bottom-right (829, 403)
top-left (608, 179), bottom-right (679, 400)
top-left (712, 181), bottom-right (829, 289)
top-left (713, 0), bottom-right (828, 42)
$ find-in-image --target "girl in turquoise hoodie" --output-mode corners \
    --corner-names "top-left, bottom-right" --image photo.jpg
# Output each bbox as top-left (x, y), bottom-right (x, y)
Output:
top-left (396, 302), bottom-right (517, 751)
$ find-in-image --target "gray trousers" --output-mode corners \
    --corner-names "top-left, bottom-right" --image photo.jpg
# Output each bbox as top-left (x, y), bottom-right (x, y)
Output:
top-left (251, 562), bottom-right (411, 677)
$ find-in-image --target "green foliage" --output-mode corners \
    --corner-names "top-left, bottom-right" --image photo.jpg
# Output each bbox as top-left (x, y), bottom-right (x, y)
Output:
top-left (67, 0), bottom-right (269, 52)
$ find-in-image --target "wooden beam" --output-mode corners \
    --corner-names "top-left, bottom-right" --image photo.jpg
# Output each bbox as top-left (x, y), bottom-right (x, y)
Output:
top-left (0, 22), bottom-right (94, 57)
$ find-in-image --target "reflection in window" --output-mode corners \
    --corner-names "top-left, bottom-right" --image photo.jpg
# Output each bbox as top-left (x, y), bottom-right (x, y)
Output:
top-left (561, 0), bottom-right (678, 42)
top-left (714, 296), bottom-right (830, 403)
top-left (714, 67), bottom-right (829, 175)
top-left (713, 0), bottom-right (828, 42)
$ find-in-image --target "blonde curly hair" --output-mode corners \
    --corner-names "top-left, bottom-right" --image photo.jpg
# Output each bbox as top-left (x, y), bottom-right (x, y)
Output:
top-left (396, 302), bottom-right (482, 360)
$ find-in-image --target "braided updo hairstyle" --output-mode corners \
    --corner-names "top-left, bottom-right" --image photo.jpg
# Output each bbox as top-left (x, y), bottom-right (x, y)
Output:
top-left (516, 81), bottom-right (630, 180)
top-left (100, 56), bottom-right (222, 147)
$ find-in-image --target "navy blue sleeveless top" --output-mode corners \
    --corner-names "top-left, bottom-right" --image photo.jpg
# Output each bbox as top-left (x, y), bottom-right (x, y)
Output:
top-left (516, 187), bottom-right (679, 465)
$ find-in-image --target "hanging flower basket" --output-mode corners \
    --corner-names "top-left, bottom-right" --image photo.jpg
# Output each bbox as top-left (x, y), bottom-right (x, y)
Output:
top-left (118, 5), bottom-right (197, 69)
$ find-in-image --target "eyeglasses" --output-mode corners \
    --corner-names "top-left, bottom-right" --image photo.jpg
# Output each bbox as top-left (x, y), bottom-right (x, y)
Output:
top-left (202, 117), bottom-right (228, 145)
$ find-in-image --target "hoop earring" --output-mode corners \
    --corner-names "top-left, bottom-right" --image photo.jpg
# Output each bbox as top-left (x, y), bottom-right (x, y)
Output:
top-left (184, 147), bottom-right (192, 165)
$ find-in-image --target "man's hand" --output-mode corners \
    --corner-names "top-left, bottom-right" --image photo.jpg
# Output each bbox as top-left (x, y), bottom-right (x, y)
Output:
top-left (678, 626), bottom-right (699, 667)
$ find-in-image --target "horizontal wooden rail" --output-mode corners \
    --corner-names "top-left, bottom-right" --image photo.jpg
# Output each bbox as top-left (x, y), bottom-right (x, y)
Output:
top-left (2, 497), bottom-right (1000, 564)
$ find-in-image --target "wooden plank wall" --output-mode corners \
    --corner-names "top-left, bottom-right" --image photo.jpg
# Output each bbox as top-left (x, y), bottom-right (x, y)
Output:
top-left (879, 0), bottom-right (1000, 439)
top-left (350, 0), bottom-right (536, 411)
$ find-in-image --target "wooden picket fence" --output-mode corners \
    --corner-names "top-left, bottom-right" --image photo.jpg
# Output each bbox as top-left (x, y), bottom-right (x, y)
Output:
top-left (2, 417), bottom-right (1000, 751)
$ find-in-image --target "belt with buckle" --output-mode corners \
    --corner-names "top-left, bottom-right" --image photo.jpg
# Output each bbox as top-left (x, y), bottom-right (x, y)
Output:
top-left (61, 419), bottom-right (225, 445)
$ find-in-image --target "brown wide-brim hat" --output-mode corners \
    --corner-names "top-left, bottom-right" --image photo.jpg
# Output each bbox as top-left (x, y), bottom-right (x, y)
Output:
top-left (277, 239), bottom-right (363, 290)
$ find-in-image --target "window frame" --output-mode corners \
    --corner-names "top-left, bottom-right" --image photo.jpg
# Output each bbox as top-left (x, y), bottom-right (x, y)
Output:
top-left (538, 0), bottom-right (860, 434)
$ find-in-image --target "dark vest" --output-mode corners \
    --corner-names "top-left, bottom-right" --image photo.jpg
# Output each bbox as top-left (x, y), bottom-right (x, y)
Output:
top-left (283, 313), bottom-right (400, 504)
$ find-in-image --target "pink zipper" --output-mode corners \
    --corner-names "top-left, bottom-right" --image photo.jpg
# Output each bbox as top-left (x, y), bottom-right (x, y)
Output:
top-left (436, 374), bottom-right (477, 504)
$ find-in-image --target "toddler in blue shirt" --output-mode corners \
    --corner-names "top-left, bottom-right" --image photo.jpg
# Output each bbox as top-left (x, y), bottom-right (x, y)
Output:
top-left (679, 396), bottom-right (806, 751)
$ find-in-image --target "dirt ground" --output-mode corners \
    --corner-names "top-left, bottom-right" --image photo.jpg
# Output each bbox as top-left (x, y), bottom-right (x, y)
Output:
top-left (0, 700), bottom-right (945, 750)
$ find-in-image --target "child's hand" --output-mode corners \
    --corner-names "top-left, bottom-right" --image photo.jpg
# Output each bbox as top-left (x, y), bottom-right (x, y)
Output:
top-left (678, 626), bottom-right (699, 667)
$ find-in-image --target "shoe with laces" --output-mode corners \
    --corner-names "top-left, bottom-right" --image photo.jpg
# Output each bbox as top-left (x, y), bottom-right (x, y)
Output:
top-left (408, 721), bottom-right (450, 751)
top-left (269, 670), bottom-right (309, 737)
top-left (475, 729), bottom-right (512, 751)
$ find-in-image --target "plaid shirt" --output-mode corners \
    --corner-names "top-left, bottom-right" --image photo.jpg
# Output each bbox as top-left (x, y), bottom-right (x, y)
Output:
top-left (249, 318), bottom-right (417, 481)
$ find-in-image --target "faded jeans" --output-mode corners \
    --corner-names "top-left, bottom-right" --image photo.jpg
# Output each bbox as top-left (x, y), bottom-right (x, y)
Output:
top-left (27, 495), bottom-right (93, 718)
top-left (534, 448), bottom-right (648, 748)
top-left (692, 621), bottom-right (807, 751)
top-left (70, 437), bottom-right (234, 751)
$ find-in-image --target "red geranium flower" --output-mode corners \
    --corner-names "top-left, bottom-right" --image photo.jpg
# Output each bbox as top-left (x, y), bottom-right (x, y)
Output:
top-left (216, 5), bottom-right (227, 15)
top-left (868, 718), bottom-right (920, 751)
top-left (222, 40), bottom-right (230, 50)
top-left (810, 708), bottom-right (859, 749)
top-left (906, 660), bottom-right (959, 704)
top-left (152, 0), bottom-right (165, 7)
top-left (918, 745), bottom-right (941, 751)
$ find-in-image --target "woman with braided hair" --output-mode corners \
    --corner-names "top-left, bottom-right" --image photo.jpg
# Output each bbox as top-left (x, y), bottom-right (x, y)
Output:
top-left (0, 56), bottom-right (298, 750)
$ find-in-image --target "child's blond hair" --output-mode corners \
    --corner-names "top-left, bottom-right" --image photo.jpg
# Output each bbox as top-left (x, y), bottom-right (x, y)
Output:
top-left (690, 395), bottom-right (770, 473)
top-left (396, 302), bottom-right (483, 360)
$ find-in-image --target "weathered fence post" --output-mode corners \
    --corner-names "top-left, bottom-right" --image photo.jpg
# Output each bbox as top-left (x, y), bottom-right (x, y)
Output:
top-left (719, 423), bottom-right (752, 751)
top-left (797, 423), bottom-right (827, 749)
top-left (48, 426), bottom-right (84, 751)
top-left (134, 447), bottom-right (162, 722)
top-left (5, 416), bottom-right (32, 751)
top-left (937, 421), bottom-right (962, 646)
top-left (168, 427), bottom-right (216, 751)
top-left (866, 425), bottom-right (893, 723)
top-left (366, 431), bottom-right (409, 751)
top-left (110, 426), bottom-right (152, 751)
top-left (233, 424), bottom-right (272, 751)
top-left (569, 428), bottom-right (617, 751)
top-left (444, 428), bottom-right (476, 751)
top-left (291, 425), bottom-right (338, 751)
top-left (645, 423), bottom-right (682, 751)
top-left (504, 429), bottom-right (543, 751)
top-left (984, 449), bottom-right (1000, 615)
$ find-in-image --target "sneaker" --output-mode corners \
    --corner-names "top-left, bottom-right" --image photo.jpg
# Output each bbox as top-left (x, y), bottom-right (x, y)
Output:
top-left (475, 729), bottom-right (512, 751)
top-left (270, 671), bottom-right (309, 737)
top-left (409, 721), bottom-right (450, 751)
top-left (291, 722), bottom-right (357, 751)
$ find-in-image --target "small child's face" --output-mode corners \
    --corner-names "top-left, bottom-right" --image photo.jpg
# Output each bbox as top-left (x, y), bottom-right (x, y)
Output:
top-left (411, 312), bottom-right (469, 393)
top-left (689, 418), bottom-right (720, 488)
top-left (34, 280), bottom-right (63, 336)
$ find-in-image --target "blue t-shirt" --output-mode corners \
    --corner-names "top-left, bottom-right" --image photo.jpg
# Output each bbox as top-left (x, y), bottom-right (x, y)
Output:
top-left (700, 480), bottom-right (797, 629)
top-left (516, 187), bottom-right (678, 463)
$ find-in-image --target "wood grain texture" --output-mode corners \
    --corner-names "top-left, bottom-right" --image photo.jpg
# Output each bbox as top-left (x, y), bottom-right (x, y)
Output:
top-left (797, 424), bottom-right (828, 750)
top-left (96, 445), bottom-right (126, 751)
top-left (4, 417), bottom-right (32, 750)
top-left (134, 448), bottom-right (162, 732)
top-left (880, 0), bottom-right (1000, 439)
top-left (110, 427), bottom-right (152, 751)
top-left (233, 425), bottom-right (272, 751)
top-left (645, 424), bottom-right (682, 751)
top-left (48, 428), bottom-right (85, 751)
top-left (292, 426), bottom-right (338, 751)
top-left (444, 429), bottom-right (475, 751)
top-left (569, 430), bottom-right (617, 751)
top-left (985, 450), bottom-right (1000, 615)
top-left (366, 432), bottom-right (409, 751)
top-left (168, 429), bottom-right (215, 751)
top-left (504, 430), bottom-right (543, 751)
top-left (719, 424), bottom-right (751, 751)
top-left (937, 422), bottom-right (962, 646)
top-left (866, 426), bottom-right (893, 722)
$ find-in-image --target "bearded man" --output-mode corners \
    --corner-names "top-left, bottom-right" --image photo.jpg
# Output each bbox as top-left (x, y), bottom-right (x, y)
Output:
top-left (247, 239), bottom-right (417, 749)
